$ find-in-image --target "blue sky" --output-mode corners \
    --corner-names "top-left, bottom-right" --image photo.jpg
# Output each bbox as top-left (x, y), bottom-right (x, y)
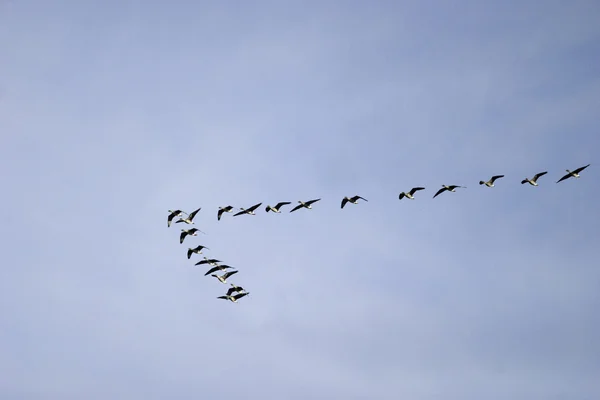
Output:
top-left (1, 1), bottom-right (600, 398)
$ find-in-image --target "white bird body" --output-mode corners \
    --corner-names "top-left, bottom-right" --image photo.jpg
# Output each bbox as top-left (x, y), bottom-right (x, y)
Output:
top-left (479, 175), bottom-right (504, 187)
top-left (521, 171), bottom-right (547, 186)
top-left (211, 270), bottom-right (238, 283)
top-left (341, 195), bottom-right (368, 209)
top-left (217, 206), bottom-right (234, 220)
top-left (433, 185), bottom-right (465, 199)
top-left (556, 164), bottom-right (590, 183)
top-left (289, 198), bottom-right (321, 213)
top-left (233, 203), bottom-right (262, 216)
top-left (399, 187), bottom-right (425, 200)
top-left (176, 207), bottom-right (201, 225)
top-left (218, 292), bottom-right (249, 303)
top-left (265, 201), bottom-right (291, 213)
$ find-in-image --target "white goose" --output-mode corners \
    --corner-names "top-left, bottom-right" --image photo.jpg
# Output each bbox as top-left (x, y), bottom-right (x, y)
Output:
top-left (556, 164), bottom-right (590, 183)
top-left (204, 264), bottom-right (234, 276)
top-left (433, 185), bottom-right (466, 199)
top-left (226, 284), bottom-right (246, 296)
top-left (233, 202), bottom-right (262, 216)
top-left (195, 257), bottom-right (222, 266)
top-left (211, 270), bottom-right (238, 283)
top-left (521, 171), bottom-right (547, 186)
top-left (187, 245), bottom-right (209, 259)
top-left (167, 209), bottom-right (185, 227)
top-left (175, 207), bottom-right (201, 225)
top-left (479, 175), bottom-right (504, 187)
top-left (341, 195), bottom-right (368, 209)
top-left (217, 205), bottom-right (235, 221)
top-left (265, 202), bottom-right (291, 213)
top-left (217, 292), bottom-right (249, 303)
top-left (179, 228), bottom-right (205, 244)
top-left (289, 198), bottom-right (321, 213)
top-left (398, 187), bottom-right (425, 200)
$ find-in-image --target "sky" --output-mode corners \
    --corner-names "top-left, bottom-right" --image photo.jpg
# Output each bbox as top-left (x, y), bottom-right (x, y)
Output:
top-left (1, 0), bottom-right (600, 399)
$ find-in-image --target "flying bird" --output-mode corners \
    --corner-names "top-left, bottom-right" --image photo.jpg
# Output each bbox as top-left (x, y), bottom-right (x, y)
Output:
top-left (341, 195), bottom-right (368, 209)
top-left (187, 245), bottom-right (209, 259)
top-left (233, 202), bottom-right (262, 216)
top-left (227, 284), bottom-right (246, 296)
top-left (433, 185), bottom-right (466, 199)
top-left (556, 164), bottom-right (591, 183)
top-left (479, 175), bottom-right (505, 187)
top-left (204, 264), bottom-right (234, 276)
top-left (175, 207), bottom-right (201, 225)
top-left (180, 228), bottom-right (204, 244)
top-left (211, 270), bottom-right (239, 283)
top-left (398, 187), bottom-right (425, 200)
top-left (217, 292), bottom-right (249, 303)
top-left (195, 257), bottom-right (222, 266)
top-left (217, 206), bottom-right (235, 221)
top-left (167, 210), bottom-right (185, 227)
top-left (289, 198), bottom-right (321, 213)
top-left (265, 201), bottom-right (291, 213)
top-left (521, 171), bottom-right (547, 186)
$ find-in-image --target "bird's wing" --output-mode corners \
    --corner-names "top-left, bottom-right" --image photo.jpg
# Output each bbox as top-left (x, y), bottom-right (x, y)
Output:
top-left (289, 204), bottom-right (303, 213)
top-left (356, 196), bottom-right (367, 202)
top-left (521, 179), bottom-right (528, 184)
top-left (398, 192), bottom-right (405, 200)
top-left (226, 288), bottom-right (236, 296)
top-left (491, 175), bottom-right (504, 182)
top-left (233, 209), bottom-right (246, 216)
top-left (306, 198), bottom-right (321, 205)
top-left (409, 187), bottom-right (423, 195)
top-left (265, 205), bottom-right (272, 212)
top-left (217, 296), bottom-right (229, 300)
top-left (341, 198), bottom-right (348, 209)
top-left (187, 249), bottom-right (192, 259)
top-left (179, 231), bottom-right (187, 243)
top-left (534, 171), bottom-right (548, 180)
top-left (167, 211), bottom-right (179, 227)
top-left (204, 267), bottom-right (219, 276)
top-left (247, 203), bottom-right (262, 212)
top-left (217, 209), bottom-right (224, 220)
top-left (224, 270), bottom-right (239, 279)
top-left (275, 201), bottom-right (291, 209)
top-left (234, 292), bottom-right (249, 300)
top-left (433, 187), bottom-right (446, 198)
top-left (556, 173), bottom-right (570, 183)
top-left (573, 164), bottom-right (591, 174)
top-left (195, 260), bottom-right (207, 265)
top-left (188, 207), bottom-right (201, 220)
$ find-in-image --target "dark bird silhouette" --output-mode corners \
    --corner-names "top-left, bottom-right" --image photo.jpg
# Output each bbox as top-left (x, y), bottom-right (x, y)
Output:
top-left (175, 207), bottom-right (201, 224)
top-left (556, 164), bottom-right (591, 183)
top-left (233, 203), bottom-right (262, 216)
top-left (341, 195), bottom-right (368, 209)
top-left (479, 175), bottom-right (504, 187)
top-left (521, 171), bottom-right (547, 186)
top-left (265, 202), bottom-right (291, 213)
top-left (187, 245), bottom-right (209, 259)
top-left (289, 198), bottom-right (321, 213)
top-left (433, 185), bottom-right (466, 199)
top-left (399, 187), bottom-right (425, 200)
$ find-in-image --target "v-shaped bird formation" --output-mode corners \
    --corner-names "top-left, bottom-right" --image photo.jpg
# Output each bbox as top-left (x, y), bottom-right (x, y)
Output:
top-left (166, 164), bottom-right (591, 303)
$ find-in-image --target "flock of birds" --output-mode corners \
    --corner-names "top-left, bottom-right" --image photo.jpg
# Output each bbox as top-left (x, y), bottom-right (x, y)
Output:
top-left (165, 163), bottom-right (591, 304)
top-left (166, 208), bottom-right (250, 304)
